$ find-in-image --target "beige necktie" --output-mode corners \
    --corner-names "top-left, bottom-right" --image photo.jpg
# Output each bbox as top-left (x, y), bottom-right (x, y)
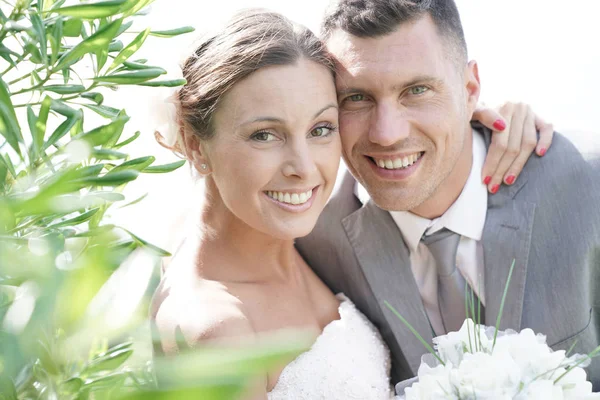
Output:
top-left (422, 228), bottom-right (483, 334)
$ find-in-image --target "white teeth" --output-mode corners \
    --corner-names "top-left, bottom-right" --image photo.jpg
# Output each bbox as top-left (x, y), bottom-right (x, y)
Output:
top-left (374, 153), bottom-right (422, 170)
top-left (266, 189), bottom-right (314, 205)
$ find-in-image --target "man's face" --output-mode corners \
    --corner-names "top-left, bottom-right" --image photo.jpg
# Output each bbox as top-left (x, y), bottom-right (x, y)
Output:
top-left (326, 15), bottom-right (480, 213)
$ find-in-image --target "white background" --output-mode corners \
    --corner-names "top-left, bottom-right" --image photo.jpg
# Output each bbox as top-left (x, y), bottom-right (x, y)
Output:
top-left (108, 0), bottom-right (600, 250)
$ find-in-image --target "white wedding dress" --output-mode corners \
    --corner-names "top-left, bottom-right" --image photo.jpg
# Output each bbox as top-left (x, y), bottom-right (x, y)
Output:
top-left (268, 294), bottom-right (397, 399)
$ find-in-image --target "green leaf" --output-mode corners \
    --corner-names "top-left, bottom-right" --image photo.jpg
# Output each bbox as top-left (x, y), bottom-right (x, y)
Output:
top-left (108, 28), bottom-right (150, 71)
top-left (63, 18), bottom-right (82, 37)
top-left (122, 60), bottom-right (153, 70)
top-left (42, 84), bottom-right (86, 94)
top-left (107, 40), bottom-right (123, 53)
top-left (60, 377), bottom-right (83, 394)
top-left (26, 106), bottom-right (40, 157)
top-left (44, 110), bottom-right (82, 150)
top-left (142, 160), bottom-right (185, 173)
top-left (80, 170), bottom-right (139, 186)
top-left (149, 26), bottom-right (195, 38)
top-left (48, 208), bottom-right (99, 228)
top-left (81, 92), bottom-right (104, 105)
top-left (91, 148), bottom-right (128, 160)
top-left (122, 228), bottom-right (170, 256)
top-left (24, 41), bottom-right (43, 64)
top-left (110, 156), bottom-right (154, 173)
top-left (30, 13), bottom-right (47, 63)
top-left (50, 99), bottom-right (78, 117)
top-left (50, 17), bottom-right (63, 63)
top-left (54, 0), bottom-right (129, 19)
top-left (93, 67), bottom-right (165, 84)
top-left (140, 78), bottom-right (186, 87)
top-left (84, 104), bottom-right (120, 119)
top-left (121, 0), bottom-right (154, 17)
top-left (115, 19), bottom-right (133, 37)
top-left (114, 131), bottom-right (139, 148)
top-left (82, 348), bottom-right (133, 375)
top-left (55, 18), bottom-right (123, 71)
top-left (0, 154), bottom-right (17, 179)
top-left (75, 115), bottom-right (129, 147)
top-left (0, 77), bottom-right (23, 157)
top-left (118, 192), bottom-right (147, 208)
top-left (0, 45), bottom-right (18, 68)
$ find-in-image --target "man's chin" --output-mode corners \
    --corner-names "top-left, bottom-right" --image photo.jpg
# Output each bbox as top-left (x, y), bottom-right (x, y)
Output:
top-left (362, 184), bottom-right (425, 212)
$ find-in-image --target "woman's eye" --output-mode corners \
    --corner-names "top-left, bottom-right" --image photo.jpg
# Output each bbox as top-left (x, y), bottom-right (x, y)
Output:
top-left (348, 94), bottom-right (365, 102)
top-left (409, 86), bottom-right (429, 95)
top-left (251, 131), bottom-right (276, 142)
top-left (310, 125), bottom-right (336, 137)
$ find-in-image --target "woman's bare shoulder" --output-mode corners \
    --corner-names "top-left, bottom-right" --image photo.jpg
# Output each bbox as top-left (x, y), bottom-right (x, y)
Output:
top-left (152, 266), bottom-right (255, 354)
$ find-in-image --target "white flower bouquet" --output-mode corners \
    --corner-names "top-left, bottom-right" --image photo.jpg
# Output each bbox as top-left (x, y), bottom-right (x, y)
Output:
top-left (398, 319), bottom-right (599, 399)
top-left (388, 261), bottom-right (600, 400)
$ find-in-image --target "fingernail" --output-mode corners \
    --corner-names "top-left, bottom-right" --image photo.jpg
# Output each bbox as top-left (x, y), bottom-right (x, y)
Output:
top-left (493, 119), bottom-right (506, 131)
top-left (483, 176), bottom-right (492, 185)
top-left (538, 148), bottom-right (547, 156)
top-left (505, 175), bottom-right (516, 185)
top-left (491, 184), bottom-right (500, 194)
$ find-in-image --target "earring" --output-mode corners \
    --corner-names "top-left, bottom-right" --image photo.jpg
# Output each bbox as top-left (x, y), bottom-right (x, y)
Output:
top-left (201, 164), bottom-right (207, 170)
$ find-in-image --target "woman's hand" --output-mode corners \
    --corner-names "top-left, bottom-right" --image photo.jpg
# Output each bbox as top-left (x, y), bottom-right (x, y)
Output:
top-left (473, 102), bottom-right (554, 193)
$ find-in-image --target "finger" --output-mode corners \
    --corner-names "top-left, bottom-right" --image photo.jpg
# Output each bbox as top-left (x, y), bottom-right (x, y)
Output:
top-left (534, 114), bottom-right (554, 156)
top-left (481, 103), bottom-right (514, 184)
top-left (472, 105), bottom-right (507, 132)
top-left (488, 103), bottom-right (527, 193)
top-left (504, 109), bottom-right (537, 184)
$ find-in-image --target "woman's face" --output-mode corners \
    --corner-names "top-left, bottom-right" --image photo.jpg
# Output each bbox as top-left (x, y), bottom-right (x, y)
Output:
top-left (203, 59), bottom-right (341, 239)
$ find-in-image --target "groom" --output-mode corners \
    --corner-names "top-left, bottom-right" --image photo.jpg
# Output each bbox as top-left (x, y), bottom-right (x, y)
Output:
top-left (297, 0), bottom-right (600, 390)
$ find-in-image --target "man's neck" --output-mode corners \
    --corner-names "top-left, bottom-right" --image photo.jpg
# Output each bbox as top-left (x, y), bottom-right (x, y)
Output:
top-left (410, 132), bottom-right (474, 220)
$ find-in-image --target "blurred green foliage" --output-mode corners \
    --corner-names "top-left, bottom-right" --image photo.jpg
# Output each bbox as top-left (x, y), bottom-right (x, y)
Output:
top-left (0, 1), bottom-right (308, 399)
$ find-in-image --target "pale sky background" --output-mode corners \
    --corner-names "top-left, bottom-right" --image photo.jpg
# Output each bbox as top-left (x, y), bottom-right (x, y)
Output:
top-left (107, 0), bottom-right (600, 251)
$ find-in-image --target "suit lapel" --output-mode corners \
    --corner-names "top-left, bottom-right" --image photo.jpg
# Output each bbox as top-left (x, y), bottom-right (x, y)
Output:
top-left (342, 200), bottom-right (433, 374)
top-left (483, 185), bottom-right (536, 331)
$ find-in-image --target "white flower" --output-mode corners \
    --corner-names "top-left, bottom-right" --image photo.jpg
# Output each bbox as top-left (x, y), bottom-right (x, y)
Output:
top-left (433, 319), bottom-right (491, 367)
top-left (404, 363), bottom-right (455, 400)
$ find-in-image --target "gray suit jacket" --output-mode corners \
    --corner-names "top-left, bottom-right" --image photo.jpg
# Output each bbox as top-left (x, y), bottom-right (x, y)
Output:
top-left (296, 127), bottom-right (600, 389)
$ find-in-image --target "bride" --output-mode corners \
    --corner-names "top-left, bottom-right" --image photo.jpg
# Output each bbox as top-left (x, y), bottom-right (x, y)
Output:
top-left (151, 9), bottom-right (551, 399)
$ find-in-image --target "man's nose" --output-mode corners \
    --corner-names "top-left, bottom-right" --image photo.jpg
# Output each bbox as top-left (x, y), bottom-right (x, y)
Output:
top-left (368, 103), bottom-right (410, 147)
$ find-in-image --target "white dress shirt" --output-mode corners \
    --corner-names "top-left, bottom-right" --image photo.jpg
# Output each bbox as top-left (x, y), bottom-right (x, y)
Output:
top-left (355, 130), bottom-right (488, 335)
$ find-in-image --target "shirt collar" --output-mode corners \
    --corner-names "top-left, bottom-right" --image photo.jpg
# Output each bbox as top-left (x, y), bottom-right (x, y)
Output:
top-left (355, 130), bottom-right (488, 252)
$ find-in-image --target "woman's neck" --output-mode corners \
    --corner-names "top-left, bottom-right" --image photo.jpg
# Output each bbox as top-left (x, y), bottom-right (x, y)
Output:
top-left (194, 178), bottom-right (299, 283)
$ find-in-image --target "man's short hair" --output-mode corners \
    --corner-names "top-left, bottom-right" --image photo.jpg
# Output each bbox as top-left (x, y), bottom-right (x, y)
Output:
top-left (321, 0), bottom-right (468, 63)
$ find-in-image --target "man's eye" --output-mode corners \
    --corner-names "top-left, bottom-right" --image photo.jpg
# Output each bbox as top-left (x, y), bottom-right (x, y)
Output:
top-left (348, 94), bottom-right (365, 102)
top-left (251, 131), bottom-right (276, 142)
top-left (409, 86), bottom-right (429, 95)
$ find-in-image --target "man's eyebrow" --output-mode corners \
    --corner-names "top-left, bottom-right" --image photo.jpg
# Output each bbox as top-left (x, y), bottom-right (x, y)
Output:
top-left (336, 75), bottom-right (443, 97)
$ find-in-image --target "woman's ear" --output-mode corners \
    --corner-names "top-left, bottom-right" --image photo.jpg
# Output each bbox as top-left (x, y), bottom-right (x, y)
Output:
top-left (182, 127), bottom-right (211, 174)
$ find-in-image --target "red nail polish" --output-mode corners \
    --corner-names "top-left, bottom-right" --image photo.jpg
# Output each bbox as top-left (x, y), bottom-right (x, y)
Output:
top-left (483, 176), bottom-right (492, 185)
top-left (491, 184), bottom-right (500, 194)
top-left (539, 148), bottom-right (547, 156)
top-left (493, 119), bottom-right (506, 131)
top-left (506, 175), bottom-right (516, 185)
